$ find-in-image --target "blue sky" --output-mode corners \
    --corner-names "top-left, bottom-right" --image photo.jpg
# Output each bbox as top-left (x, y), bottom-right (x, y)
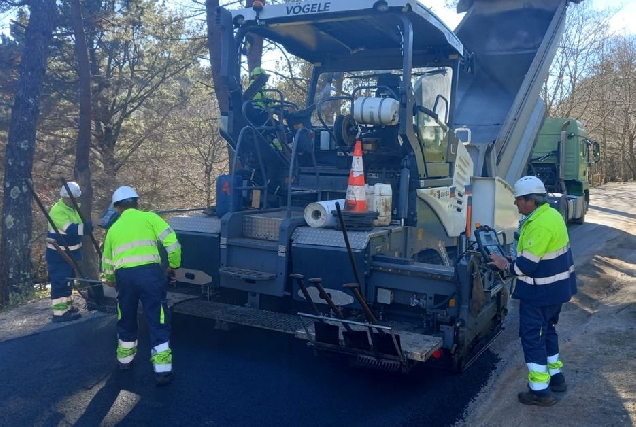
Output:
top-left (1, 1), bottom-right (635, 37)
top-left (424, 0), bottom-right (636, 33)
top-left (593, 0), bottom-right (636, 33)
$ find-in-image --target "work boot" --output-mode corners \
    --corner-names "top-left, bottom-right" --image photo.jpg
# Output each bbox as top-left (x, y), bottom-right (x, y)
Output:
top-left (518, 391), bottom-right (557, 407)
top-left (155, 371), bottom-right (174, 386)
top-left (52, 311), bottom-right (82, 323)
top-left (550, 373), bottom-right (567, 392)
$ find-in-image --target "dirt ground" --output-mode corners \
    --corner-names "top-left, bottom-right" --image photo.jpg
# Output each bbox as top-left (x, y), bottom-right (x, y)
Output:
top-left (456, 182), bottom-right (636, 427)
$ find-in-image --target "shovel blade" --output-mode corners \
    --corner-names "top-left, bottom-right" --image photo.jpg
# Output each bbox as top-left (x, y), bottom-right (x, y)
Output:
top-left (343, 330), bottom-right (371, 351)
top-left (314, 322), bottom-right (340, 346)
top-left (372, 332), bottom-right (402, 356)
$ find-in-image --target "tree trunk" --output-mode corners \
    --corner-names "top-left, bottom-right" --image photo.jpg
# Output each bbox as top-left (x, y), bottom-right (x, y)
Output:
top-left (206, 0), bottom-right (229, 113)
top-left (70, 0), bottom-right (103, 303)
top-left (0, 0), bottom-right (57, 308)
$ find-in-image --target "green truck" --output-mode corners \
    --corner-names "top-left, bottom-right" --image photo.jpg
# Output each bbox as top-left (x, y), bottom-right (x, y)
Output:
top-left (528, 118), bottom-right (601, 224)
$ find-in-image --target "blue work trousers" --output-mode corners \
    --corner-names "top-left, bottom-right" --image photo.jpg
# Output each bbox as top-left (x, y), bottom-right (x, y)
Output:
top-left (49, 261), bottom-right (74, 300)
top-left (519, 301), bottom-right (562, 365)
top-left (115, 263), bottom-right (171, 348)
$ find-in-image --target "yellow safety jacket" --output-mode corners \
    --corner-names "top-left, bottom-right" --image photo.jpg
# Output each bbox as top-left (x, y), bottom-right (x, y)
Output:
top-left (248, 76), bottom-right (268, 109)
top-left (46, 199), bottom-right (85, 263)
top-left (509, 203), bottom-right (577, 305)
top-left (102, 208), bottom-right (181, 282)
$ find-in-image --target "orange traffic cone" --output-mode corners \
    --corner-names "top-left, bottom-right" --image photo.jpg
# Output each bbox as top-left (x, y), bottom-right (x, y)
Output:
top-left (345, 140), bottom-right (367, 212)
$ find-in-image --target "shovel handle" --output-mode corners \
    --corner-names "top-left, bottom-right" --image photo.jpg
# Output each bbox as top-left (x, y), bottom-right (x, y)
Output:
top-left (290, 274), bottom-right (321, 316)
top-left (343, 283), bottom-right (378, 324)
top-left (308, 278), bottom-right (344, 317)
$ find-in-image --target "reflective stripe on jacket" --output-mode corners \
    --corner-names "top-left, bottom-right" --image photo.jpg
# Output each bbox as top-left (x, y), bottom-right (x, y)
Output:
top-left (510, 203), bottom-right (577, 306)
top-left (101, 209), bottom-right (181, 282)
top-left (45, 199), bottom-right (84, 263)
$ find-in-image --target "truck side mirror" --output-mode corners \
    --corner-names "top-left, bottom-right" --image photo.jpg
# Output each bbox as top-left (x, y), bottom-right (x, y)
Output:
top-left (591, 141), bottom-right (601, 163)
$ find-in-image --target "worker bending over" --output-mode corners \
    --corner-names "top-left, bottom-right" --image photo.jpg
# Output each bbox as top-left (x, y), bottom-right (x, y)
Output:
top-left (46, 182), bottom-right (92, 322)
top-left (101, 186), bottom-right (181, 386)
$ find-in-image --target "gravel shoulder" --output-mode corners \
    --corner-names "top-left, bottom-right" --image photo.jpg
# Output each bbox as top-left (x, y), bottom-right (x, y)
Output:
top-left (0, 295), bottom-right (108, 343)
top-left (456, 182), bottom-right (636, 427)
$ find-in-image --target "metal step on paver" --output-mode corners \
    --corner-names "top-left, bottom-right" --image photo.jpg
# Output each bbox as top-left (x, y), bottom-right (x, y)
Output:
top-left (172, 299), bottom-right (304, 334)
top-left (166, 291), bottom-right (200, 308)
top-left (218, 267), bottom-right (277, 281)
top-left (227, 237), bottom-right (279, 250)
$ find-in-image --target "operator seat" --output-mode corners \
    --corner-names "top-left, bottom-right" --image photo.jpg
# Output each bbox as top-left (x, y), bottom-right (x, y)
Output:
top-left (376, 74), bottom-right (401, 99)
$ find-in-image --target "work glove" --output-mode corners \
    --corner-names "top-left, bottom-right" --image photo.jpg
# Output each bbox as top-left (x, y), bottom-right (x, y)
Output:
top-left (100, 274), bottom-right (116, 288)
top-left (165, 267), bottom-right (179, 285)
top-left (99, 205), bottom-right (120, 230)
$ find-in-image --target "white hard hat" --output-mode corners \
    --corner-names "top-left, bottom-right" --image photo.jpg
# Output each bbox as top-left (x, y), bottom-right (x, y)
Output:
top-left (112, 185), bottom-right (139, 204)
top-left (513, 176), bottom-right (547, 198)
top-left (60, 181), bottom-right (81, 198)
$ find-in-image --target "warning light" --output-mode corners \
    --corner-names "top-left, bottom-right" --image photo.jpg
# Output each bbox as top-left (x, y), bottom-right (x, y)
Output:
top-left (449, 298), bottom-right (456, 307)
top-left (432, 349), bottom-right (442, 359)
top-left (253, 0), bottom-right (264, 11)
top-left (374, 1), bottom-right (389, 12)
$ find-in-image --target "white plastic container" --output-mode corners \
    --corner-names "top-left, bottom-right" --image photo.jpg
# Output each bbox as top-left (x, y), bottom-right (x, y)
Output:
top-left (304, 199), bottom-right (346, 228)
top-left (353, 97), bottom-right (399, 125)
top-left (365, 183), bottom-right (392, 226)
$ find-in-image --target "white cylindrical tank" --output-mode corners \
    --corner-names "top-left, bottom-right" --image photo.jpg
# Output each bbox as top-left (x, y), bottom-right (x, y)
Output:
top-left (304, 199), bottom-right (346, 228)
top-left (353, 97), bottom-right (399, 126)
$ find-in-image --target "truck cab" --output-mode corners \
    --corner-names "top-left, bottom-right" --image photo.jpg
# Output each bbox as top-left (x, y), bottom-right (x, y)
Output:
top-left (529, 117), bottom-right (601, 223)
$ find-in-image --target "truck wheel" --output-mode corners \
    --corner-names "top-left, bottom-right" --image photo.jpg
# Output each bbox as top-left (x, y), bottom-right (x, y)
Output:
top-left (572, 201), bottom-right (587, 225)
top-left (557, 196), bottom-right (568, 222)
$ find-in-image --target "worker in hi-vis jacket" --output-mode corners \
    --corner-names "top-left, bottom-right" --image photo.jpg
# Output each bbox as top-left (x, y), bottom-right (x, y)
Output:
top-left (489, 176), bottom-right (577, 407)
top-left (244, 66), bottom-right (272, 126)
top-left (101, 185), bottom-right (181, 386)
top-left (46, 182), bottom-right (92, 323)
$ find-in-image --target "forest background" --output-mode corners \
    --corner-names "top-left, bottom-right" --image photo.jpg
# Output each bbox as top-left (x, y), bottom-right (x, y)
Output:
top-left (0, 0), bottom-right (633, 308)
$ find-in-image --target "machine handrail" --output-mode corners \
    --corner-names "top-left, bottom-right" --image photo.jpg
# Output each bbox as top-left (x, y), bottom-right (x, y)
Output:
top-left (229, 125), bottom-right (270, 213)
top-left (286, 127), bottom-right (320, 219)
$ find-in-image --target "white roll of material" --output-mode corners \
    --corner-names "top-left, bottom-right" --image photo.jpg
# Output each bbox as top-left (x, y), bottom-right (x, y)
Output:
top-left (304, 199), bottom-right (346, 228)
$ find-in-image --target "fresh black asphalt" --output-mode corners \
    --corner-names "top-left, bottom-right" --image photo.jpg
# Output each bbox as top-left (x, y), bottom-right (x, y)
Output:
top-left (0, 311), bottom-right (497, 427)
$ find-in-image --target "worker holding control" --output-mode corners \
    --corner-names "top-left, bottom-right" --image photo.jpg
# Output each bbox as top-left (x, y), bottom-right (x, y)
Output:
top-left (489, 176), bottom-right (577, 406)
